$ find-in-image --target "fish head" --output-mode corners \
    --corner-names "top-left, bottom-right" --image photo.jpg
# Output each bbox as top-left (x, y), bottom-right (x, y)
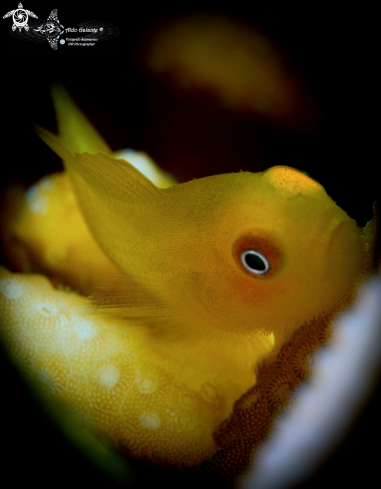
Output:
top-left (168, 166), bottom-right (366, 337)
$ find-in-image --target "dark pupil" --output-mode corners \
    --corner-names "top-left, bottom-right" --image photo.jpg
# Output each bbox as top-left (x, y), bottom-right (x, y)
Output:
top-left (244, 253), bottom-right (266, 271)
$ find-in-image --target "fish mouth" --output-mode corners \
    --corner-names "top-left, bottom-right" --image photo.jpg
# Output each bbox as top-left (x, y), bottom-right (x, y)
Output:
top-left (316, 214), bottom-right (364, 290)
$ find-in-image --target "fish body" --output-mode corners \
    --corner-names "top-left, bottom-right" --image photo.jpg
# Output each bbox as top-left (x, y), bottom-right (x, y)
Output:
top-left (0, 85), bottom-right (368, 469)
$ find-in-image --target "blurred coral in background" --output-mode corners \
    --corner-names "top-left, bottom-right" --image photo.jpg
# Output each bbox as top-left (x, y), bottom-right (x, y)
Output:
top-left (136, 13), bottom-right (320, 181)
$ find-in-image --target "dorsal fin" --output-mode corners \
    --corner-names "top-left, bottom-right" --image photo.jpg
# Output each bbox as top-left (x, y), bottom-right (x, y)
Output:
top-left (49, 83), bottom-right (111, 156)
top-left (34, 123), bottom-right (166, 279)
top-left (34, 124), bottom-right (163, 202)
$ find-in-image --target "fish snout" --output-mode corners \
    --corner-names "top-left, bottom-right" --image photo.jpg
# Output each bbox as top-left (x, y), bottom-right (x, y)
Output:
top-left (316, 215), bottom-right (365, 291)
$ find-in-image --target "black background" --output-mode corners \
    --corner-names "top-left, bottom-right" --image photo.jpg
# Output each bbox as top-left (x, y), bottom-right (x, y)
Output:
top-left (1, 2), bottom-right (379, 488)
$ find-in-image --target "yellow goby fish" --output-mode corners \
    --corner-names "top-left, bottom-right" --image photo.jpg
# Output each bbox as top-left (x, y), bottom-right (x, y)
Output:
top-left (0, 85), bottom-right (368, 471)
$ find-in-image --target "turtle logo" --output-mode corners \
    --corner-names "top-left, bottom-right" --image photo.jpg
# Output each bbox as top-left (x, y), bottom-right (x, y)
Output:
top-left (34, 9), bottom-right (64, 50)
top-left (2, 2), bottom-right (38, 32)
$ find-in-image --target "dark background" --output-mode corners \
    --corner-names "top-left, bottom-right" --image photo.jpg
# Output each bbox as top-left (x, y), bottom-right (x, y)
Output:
top-left (1, 2), bottom-right (379, 488)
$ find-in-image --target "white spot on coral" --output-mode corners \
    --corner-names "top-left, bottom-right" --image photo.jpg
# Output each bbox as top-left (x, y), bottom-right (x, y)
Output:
top-left (0, 279), bottom-right (25, 300)
top-left (38, 176), bottom-right (54, 189)
top-left (57, 284), bottom-right (78, 294)
top-left (98, 365), bottom-right (120, 389)
top-left (139, 412), bottom-right (160, 430)
top-left (165, 408), bottom-right (176, 416)
top-left (25, 185), bottom-right (48, 214)
top-left (74, 319), bottom-right (97, 341)
top-left (35, 302), bottom-right (59, 316)
top-left (35, 370), bottom-right (53, 387)
top-left (32, 370), bottom-right (60, 396)
top-left (135, 369), bottom-right (157, 394)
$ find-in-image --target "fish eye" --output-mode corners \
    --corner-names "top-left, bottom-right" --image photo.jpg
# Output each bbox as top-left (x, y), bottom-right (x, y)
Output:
top-left (241, 250), bottom-right (269, 275)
